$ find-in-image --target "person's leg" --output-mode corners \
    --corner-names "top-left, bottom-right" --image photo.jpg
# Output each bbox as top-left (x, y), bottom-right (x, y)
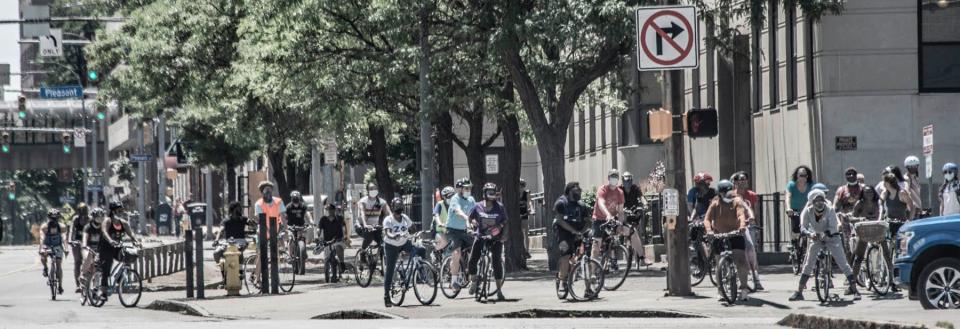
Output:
top-left (732, 249), bottom-right (750, 296)
top-left (492, 241), bottom-right (505, 299)
top-left (881, 241), bottom-right (899, 292)
top-left (629, 228), bottom-right (647, 265)
top-left (521, 222), bottom-right (530, 258)
top-left (382, 244), bottom-right (399, 303)
top-left (448, 232), bottom-right (463, 287)
top-left (467, 239), bottom-right (482, 277)
top-left (99, 248), bottom-right (115, 295)
top-left (40, 248), bottom-right (49, 276)
top-left (850, 239), bottom-right (868, 280)
top-left (72, 243), bottom-right (83, 287)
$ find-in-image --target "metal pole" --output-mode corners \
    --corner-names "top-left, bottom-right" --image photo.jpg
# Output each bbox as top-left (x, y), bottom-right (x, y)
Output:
top-left (194, 227), bottom-right (204, 299)
top-left (82, 110), bottom-right (89, 205)
top-left (312, 146), bottom-right (321, 224)
top-left (663, 67), bottom-right (691, 296)
top-left (137, 121), bottom-right (147, 234)
top-left (258, 213), bottom-right (269, 294)
top-left (204, 168), bottom-right (214, 240)
top-left (184, 227), bottom-right (194, 298)
top-left (418, 0), bottom-right (436, 231)
top-left (269, 218), bottom-right (279, 294)
top-left (101, 116), bottom-right (110, 200)
top-left (158, 114), bottom-right (167, 206)
top-left (91, 116), bottom-right (98, 207)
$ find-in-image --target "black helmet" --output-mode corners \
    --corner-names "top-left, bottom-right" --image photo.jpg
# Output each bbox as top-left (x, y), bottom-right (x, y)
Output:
top-left (455, 177), bottom-right (473, 188)
top-left (482, 182), bottom-right (497, 199)
top-left (77, 203), bottom-right (89, 215)
top-left (109, 201), bottom-right (124, 211)
top-left (90, 207), bottom-right (106, 218)
top-left (716, 180), bottom-right (735, 195)
top-left (390, 197), bottom-right (405, 214)
top-left (47, 208), bottom-right (61, 220)
top-left (290, 190), bottom-right (302, 202)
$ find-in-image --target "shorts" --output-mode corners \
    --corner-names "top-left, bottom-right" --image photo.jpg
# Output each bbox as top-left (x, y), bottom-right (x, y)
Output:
top-left (789, 213), bottom-right (801, 234)
top-left (592, 219), bottom-right (611, 240)
top-left (712, 235), bottom-right (747, 252)
top-left (557, 228), bottom-right (582, 257)
top-left (41, 245), bottom-right (65, 259)
top-left (445, 229), bottom-right (473, 256)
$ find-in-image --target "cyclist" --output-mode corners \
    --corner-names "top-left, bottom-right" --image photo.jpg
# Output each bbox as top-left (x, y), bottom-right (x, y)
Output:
top-left (254, 181), bottom-right (286, 238)
top-left (786, 165), bottom-right (815, 259)
top-left (939, 163), bottom-right (960, 216)
top-left (317, 203), bottom-right (347, 280)
top-left (592, 169), bottom-right (625, 263)
top-left (834, 167), bottom-right (864, 264)
top-left (788, 189), bottom-right (860, 301)
top-left (731, 171), bottom-right (763, 291)
top-left (213, 202), bottom-right (248, 264)
top-left (356, 182), bottom-right (391, 252)
top-left (382, 197), bottom-right (421, 307)
top-left (432, 186), bottom-right (456, 252)
top-left (904, 156), bottom-right (923, 217)
top-left (446, 178), bottom-right (476, 290)
top-left (879, 173), bottom-right (913, 235)
top-left (467, 183), bottom-right (508, 301)
top-left (621, 172), bottom-right (650, 267)
top-left (39, 209), bottom-right (68, 294)
top-left (99, 201), bottom-right (142, 299)
top-left (285, 191), bottom-right (311, 260)
top-left (519, 179), bottom-right (533, 259)
top-left (80, 208), bottom-right (106, 290)
top-left (703, 180), bottom-right (751, 301)
top-left (554, 182), bottom-right (591, 295)
top-left (849, 185), bottom-right (897, 294)
top-left (687, 172), bottom-right (716, 222)
top-left (875, 166), bottom-right (907, 198)
top-left (68, 203), bottom-right (90, 292)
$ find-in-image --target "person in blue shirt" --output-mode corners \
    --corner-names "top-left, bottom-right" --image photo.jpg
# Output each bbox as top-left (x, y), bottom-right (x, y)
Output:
top-left (467, 182), bottom-right (508, 301)
top-left (432, 186), bottom-right (456, 251)
top-left (785, 165), bottom-right (815, 246)
top-left (554, 181), bottom-right (591, 296)
top-left (687, 172), bottom-right (716, 221)
top-left (445, 178), bottom-right (475, 290)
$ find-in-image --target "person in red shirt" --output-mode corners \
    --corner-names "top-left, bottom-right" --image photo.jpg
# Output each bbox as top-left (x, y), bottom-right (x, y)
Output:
top-left (591, 169), bottom-right (625, 262)
top-left (732, 171), bottom-right (763, 291)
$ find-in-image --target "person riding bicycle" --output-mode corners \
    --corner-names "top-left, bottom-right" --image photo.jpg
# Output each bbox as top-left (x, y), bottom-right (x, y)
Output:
top-left (879, 173), bottom-right (913, 238)
top-left (939, 163), bottom-right (960, 216)
top-left (80, 207), bottom-right (106, 290)
top-left (317, 203), bottom-right (347, 281)
top-left (214, 202), bottom-right (248, 264)
top-left (554, 182), bottom-right (591, 295)
top-left (98, 201), bottom-right (142, 299)
top-left (255, 181), bottom-right (286, 239)
top-left (467, 183), bottom-right (508, 301)
top-left (382, 197), bottom-right (422, 307)
top-left (432, 186), bottom-right (456, 252)
top-left (591, 169), bottom-right (625, 265)
top-left (849, 184), bottom-right (898, 294)
top-left (786, 166), bottom-right (815, 259)
top-left (68, 203), bottom-right (90, 292)
top-left (621, 172), bottom-right (651, 267)
top-left (731, 171), bottom-right (763, 291)
top-left (703, 180), bottom-right (752, 301)
top-left (687, 172), bottom-right (716, 223)
top-left (39, 208), bottom-right (68, 294)
top-left (356, 182), bottom-right (391, 252)
top-left (789, 189), bottom-right (860, 301)
top-left (285, 191), bottom-right (311, 260)
top-left (903, 156), bottom-right (923, 217)
top-left (446, 178), bottom-right (476, 290)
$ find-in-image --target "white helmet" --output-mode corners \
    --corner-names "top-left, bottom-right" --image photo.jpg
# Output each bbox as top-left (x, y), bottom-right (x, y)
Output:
top-left (904, 155), bottom-right (920, 168)
top-left (807, 189), bottom-right (826, 202)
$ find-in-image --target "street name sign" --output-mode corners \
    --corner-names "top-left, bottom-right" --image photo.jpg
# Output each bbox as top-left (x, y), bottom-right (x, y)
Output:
top-left (636, 6), bottom-right (699, 71)
top-left (40, 85), bottom-right (83, 99)
top-left (131, 154), bottom-right (153, 162)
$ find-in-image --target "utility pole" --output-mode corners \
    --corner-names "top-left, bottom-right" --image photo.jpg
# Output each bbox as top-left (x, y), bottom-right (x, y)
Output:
top-left (158, 112), bottom-right (167, 207)
top-left (137, 121), bottom-right (147, 234)
top-left (418, 0), bottom-right (436, 229)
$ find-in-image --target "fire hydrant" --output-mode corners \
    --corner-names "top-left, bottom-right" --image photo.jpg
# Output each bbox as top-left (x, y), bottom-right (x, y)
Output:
top-left (223, 244), bottom-right (242, 296)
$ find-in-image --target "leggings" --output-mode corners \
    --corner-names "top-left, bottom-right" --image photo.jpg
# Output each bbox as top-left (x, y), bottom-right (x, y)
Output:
top-left (468, 239), bottom-right (504, 280)
top-left (383, 241), bottom-right (425, 297)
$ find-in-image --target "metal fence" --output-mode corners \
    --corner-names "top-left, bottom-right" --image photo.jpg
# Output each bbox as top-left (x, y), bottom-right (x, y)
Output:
top-left (526, 192), bottom-right (664, 243)
top-left (135, 240), bottom-right (187, 282)
top-left (755, 192), bottom-right (788, 253)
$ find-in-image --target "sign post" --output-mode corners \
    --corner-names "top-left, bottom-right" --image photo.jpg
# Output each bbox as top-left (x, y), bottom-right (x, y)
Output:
top-left (923, 125), bottom-right (934, 207)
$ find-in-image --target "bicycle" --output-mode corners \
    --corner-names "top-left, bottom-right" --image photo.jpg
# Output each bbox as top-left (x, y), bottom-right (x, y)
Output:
top-left (710, 231), bottom-right (744, 304)
top-left (472, 234), bottom-right (500, 303)
top-left (788, 234), bottom-right (808, 276)
top-left (813, 231), bottom-right (843, 304)
top-left (40, 246), bottom-right (65, 301)
top-left (387, 233), bottom-right (439, 306)
top-left (688, 220), bottom-right (718, 287)
top-left (440, 242), bottom-right (471, 299)
top-left (597, 220), bottom-right (631, 291)
top-left (858, 218), bottom-right (899, 296)
top-left (353, 226), bottom-right (384, 288)
top-left (563, 231), bottom-right (603, 302)
top-left (277, 225), bottom-right (308, 292)
top-left (313, 238), bottom-right (350, 283)
top-left (88, 242), bottom-right (143, 308)
top-left (622, 207), bottom-right (648, 272)
top-left (80, 247), bottom-right (99, 306)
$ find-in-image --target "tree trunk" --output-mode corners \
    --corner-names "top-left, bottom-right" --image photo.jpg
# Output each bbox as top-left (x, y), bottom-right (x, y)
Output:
top-left (435, 111), bottom-right (455, 187)
top-left (500, 112), bottom-right (526, 271)
top-left (225, 162), bottom-right (237, 203)
top-left (369, 124), bottom-right (395, 201)
top-left (295, 160), bottom-right (311, 197)
top-left (267, 145), bottom-right (291, 203)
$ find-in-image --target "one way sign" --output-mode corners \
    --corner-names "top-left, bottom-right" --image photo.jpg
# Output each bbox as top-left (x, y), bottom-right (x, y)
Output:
top-left (636, 6), bottom-right (699, 71)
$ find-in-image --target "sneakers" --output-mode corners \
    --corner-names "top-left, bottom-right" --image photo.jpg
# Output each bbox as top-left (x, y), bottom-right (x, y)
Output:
top-left (384, 296), bottom-right (392, 308)
top-left (753, 280), bottom-right (765, 291)
top-left (469, 280), bottom-right (478, 295)
top-left (42, 268), bottom-right (48, 278)
top-left (739, 288), bottom-right (750, 301)
top-left (638, 257), bottom-right (652, 267)
top-left (789, 291), bottom-right (805, 301)
top-left (496, 291), bottom-right (506, 301)
top-left (849, 287), bottom-right (862, 301)
top-left (58, 286), bottom-right (64, 294)
top-left (75, 287), bottom-right (82, 293)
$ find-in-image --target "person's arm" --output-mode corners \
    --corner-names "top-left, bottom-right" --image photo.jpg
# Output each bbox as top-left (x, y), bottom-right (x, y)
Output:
top-left (832, 188), bottom-right (843, 212)
top-left (101, 219), bottom-right (116, 246)
top-left (799, 208), bottom-right (815, 238)
top-left (82, 228), bottom-right (90, 249)
top-left (60, 223), bottom-right (69, 250)
top-left (454, 199), bottom-right (470, 221)
top-left (878, 191), bottom-right (888, 220)
top-left (67, 218), bottom-right (77, 244)
top-left (736, 203), bottom-right (748, 232)
top-left (123, 221), bottom-right (141, 245)
top-left (703, 202), bottom-right (716, 234)
top-left (686, 189), bottom-right (697, 214)
top-left (740, 199), bottom-right (756, 224)
top-left (785, 182), bottom-right (794, 215)
top-left (597, 188), bottom-right (612, 219)
top-left (381, 199), bottom-right (393, 220)
top-left (901, 190), bottom-right (914, 218)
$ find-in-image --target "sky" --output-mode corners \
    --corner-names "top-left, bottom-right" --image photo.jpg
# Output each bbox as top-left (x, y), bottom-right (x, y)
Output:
top-left (1, 0), bottom-right (21, 101)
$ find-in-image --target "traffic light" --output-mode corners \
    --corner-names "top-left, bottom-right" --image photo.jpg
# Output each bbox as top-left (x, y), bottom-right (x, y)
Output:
top-left (17, 94), bottom-right (26, 119)
top-left (6, 182), bottom-right (14, 201)
top-left (87, 70), bottom-right (99, 87)
top-left (1, 132), bottom-right (9, 153)
top-left (647, 108), bottom-right (673, 141)
top-left (61, 132), bottom-right (73, 154)
top-left (686, 108), bottom-right (719, 138)
top-left (96, 105), bottom-right (106, 121)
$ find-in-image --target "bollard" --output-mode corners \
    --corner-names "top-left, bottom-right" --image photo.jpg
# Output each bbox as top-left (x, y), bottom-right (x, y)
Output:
top-left (258, 214), bottom-right (269, 294)
top-left (195, 228), bottom-right (205, 299)
top-left (773, 192), bottom-right (782, 252)
top-left (185, 229), bottom-right (195, 298)
top-left (269, 218), bottom-right (279, 294)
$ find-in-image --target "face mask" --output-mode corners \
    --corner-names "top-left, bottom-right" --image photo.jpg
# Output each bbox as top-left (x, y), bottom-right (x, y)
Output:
top-left (946, 173), bottom-right (956, 181)
top-left (623, 180), bottom-right (634, 188)
top-left (722, 197), bottom-right (734, 203)
top-left (369, 190), bottom-right (379, 198)
top-left (813, 201), bottom-right (826, 212)
top-left (608, 178), bottom-right (619, 186)
top-left (846, 176), bottom-right (857, 185)
top-left (463, 191), bottom-right (472, 198)
top-left (571, 190), bottom-right (582, 202)
top-left (113, 223), bottom-right (123, 230)
top-left (262, 190), bottom-right (272, 200)
top-left (485, 193), bottom-right (497, 201)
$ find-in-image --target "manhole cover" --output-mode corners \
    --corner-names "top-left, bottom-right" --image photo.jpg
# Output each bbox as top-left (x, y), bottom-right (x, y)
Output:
top-left (312, 310), bottom-right (401, 320)
top-left (485, 309), bottom-right (705, 318)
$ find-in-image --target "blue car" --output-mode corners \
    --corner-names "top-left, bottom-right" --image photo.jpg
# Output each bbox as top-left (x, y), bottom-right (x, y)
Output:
top-left (894, 214), bottom-right (960, 309)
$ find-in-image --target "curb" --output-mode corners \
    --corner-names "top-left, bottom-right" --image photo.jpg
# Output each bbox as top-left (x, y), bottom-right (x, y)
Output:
top-left (143, 300), bottom-right (211, 317)
top-left (778, 313), bottom-right (926, 329)
top-left (145, 280), bottom-right (222, 292)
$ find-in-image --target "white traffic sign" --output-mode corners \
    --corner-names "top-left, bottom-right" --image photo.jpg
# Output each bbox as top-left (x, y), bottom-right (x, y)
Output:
top-left (662, 188), bottom-right (680, 216)
top-left (926, 155), bottom-right (933, 179)
top-left (485, 154), bottom-right (499, 174)
top-left (923, 124), bottom-right (933, 156)
top-left (636, 6), bottom-right (699, 71)
top-left (323, 142), bottom-right (338, 165)
top-left (74, 128), bottom-right (86, 148)
top-left (39, 29), bottom-right (63, 57)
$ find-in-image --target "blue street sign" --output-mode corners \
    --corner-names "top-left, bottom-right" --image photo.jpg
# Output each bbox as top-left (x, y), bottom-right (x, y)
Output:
top-left (87, 185), bottom-right (103, 192)
top-left (131, 154), bottom-right (153, 162)
top-left (39, 85), bottom-right (84, 99)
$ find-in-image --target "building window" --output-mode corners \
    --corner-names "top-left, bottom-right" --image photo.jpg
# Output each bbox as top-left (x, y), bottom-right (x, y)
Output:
top-left (568, 120), bottom-right (575, 159)
top-left (768, 0), bottom-right (779, 107)
top-left (751, 0), bottom-right (762, 112)
top-left (589, 101), bottom-right (597, 153)
top-left (578, 108), bottom-right (586, 156)
top-left (920, 0), bottom-right (960, 91)
top-left (786, 3), bottom-right (797, 103)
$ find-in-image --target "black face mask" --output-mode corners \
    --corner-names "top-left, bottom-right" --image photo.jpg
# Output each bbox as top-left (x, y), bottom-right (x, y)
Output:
top-left (570, 189), bottom-right (582, 202)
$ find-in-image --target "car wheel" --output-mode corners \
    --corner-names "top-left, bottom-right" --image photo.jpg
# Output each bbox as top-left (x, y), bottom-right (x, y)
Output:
top-left (918, 258), bottom-right (960, 310)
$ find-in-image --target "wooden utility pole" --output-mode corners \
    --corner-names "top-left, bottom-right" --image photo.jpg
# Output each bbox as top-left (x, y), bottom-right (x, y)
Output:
top-left (418, 0), bottom-right (436, 228)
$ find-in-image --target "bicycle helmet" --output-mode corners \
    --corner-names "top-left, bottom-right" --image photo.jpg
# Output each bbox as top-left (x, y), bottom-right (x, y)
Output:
top-left (258, 181), bottom-right (274, 192)
top-left (731, 171), bottom-right (748, 181)
top-left (77, 203), bottom-right (89, 216)
top-left (455, 177), bottom-right (473, 188)
top-left (904, 155), bottom-right (920, 168)
top-left (622, 171), bottom-right (634, 180)
top-left (90, 207), bottom-right (106, 218)
top-left (716, 180), bottom-right (735, 195)
top-left (693, 172), bottom-right (713, 185)
top-left (390, 197), bottom-right (405, 214)
top-left (109, 201), bottom-right (124, 212)
top-left (943, 163), bottom-right (958, 173)
top-left (290, 190), bottom-right (302, 202)
top-left (812, 183), bottom-right (828, 192)
top-left (47, 208), bottom-right (61, 220)
top-left (481, 182), bottom-right (498, 200)
top-left (440, 186), bottom-right (456, 199)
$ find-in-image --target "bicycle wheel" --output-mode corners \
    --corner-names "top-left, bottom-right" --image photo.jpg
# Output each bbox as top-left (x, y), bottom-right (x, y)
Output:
top-left (716, 255), bottom-right (738, 304)
top-left (278, 251), bottom-right (296, 292)
top-left (475, 256), bottom-right (489, 302)
top-left (389, 261), bottom-right (407, 306)
top-left (481, 254), bottom-right (502, 298)
top-left (866, 245), bottom-right (891, 296)
top-left (689, 245), bottom-right (706, 287)
top-left (243, 255), bottom-right (259, 293)
top-left (298, 240), bottom-right (308, 275)
top-left (567, 257), bottom-right (602, 302)
top-left (49, 261), bottom-right (59, 300)
top-left (354, 249), bottom-right (374, 288)
top-left (815, 257), bottom-right (830, 303)
top-left (602, 244), bottom-right (631, 291)
top-left (414, 261), bottom-right (438, 305)
top-left (439, 256), bottom-right (461, 299)
top-left (88, 271), bottom-right (106, 308)
top-left (117, 268), bottom-right (143, 307)
top-left (707, 255), bottom-right (718, 287)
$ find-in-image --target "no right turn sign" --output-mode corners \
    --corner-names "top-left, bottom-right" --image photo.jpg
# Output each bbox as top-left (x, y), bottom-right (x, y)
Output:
top-left (636, 6), bottom-right (699, 71)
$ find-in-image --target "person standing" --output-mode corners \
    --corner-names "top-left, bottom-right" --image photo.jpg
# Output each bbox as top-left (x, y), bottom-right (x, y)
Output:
top-left (67, 203), bottom-right (90, 292)
top-left (621, 172), bottom-right (650, 266)
top-left (519, 179), bottom-right (533, 259)
top-left (317, 204), bottom-right (347, 280)
top-left (904, 156), bottom-right (923, 218)
top-left (731, 172), bottom-right (762, 291)
top-left (789, 190), bottom-right (860, 301)
top-left (467, 183), bottom-right (508, 301)
top-left (381, 198), bottom-right (421, 307)
top-left (355, 182), bottom-right (391, 251)
top-left (553, 182), bottom-right (591, 295)
top-left (446, 178), bottom-right (475, 290)
top-left (704, 180), bottom-right (751, 301)
top-left (254, 182), bottom-right (286, 239)
top-left (940, 163), bottom-right (960, 216)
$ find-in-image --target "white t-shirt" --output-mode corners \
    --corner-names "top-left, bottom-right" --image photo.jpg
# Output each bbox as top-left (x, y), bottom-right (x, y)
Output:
top-left (383, 214), bottom-right (413, 247)
top-left (942, 181), bottom-right (960, 216)
top-left (357, 196), bottom-right (388, 227)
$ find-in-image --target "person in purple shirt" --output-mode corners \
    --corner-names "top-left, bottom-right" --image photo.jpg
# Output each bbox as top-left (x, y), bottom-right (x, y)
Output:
top-left (467, 182), bottom-right (507, 301)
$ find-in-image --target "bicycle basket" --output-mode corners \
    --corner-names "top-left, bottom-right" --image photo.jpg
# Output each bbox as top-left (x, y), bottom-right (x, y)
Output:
top-left (854, 220), bottom-right (889, 243)
top-left (121, 247), bottom-right (140, 263)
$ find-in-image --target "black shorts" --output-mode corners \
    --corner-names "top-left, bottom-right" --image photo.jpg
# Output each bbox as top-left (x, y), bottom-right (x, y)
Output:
top-left (592, 219), bottom-right (612, 240)
top-left (557, 228), bottom-right (582, 257)
top-left (712, 235), bottom-right (747, 252)
top-left (789, 213), bottom-right (801, 234)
